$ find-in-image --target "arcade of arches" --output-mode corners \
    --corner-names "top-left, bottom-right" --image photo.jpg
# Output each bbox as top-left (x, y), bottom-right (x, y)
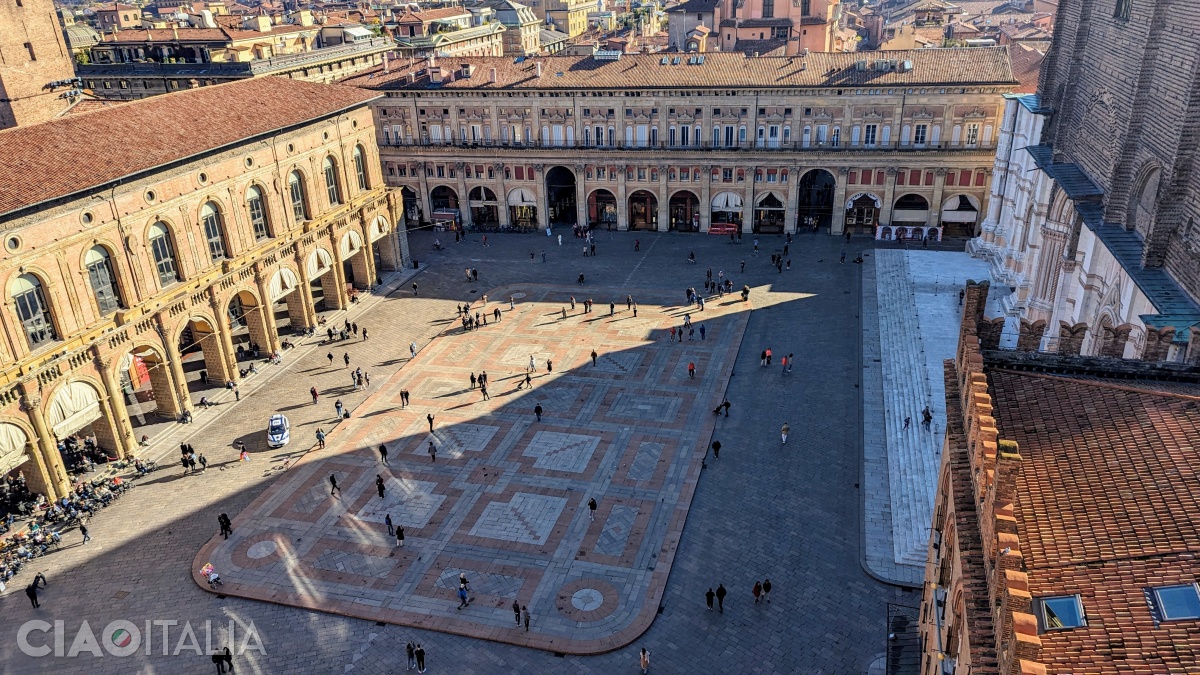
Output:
top-left (391, 163), bottom-right (990, 236)
top-left (1, 207), bottom-right (406, 504)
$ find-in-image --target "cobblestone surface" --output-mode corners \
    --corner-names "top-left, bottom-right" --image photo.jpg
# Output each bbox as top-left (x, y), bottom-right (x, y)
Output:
top-left (0, 229), bottom-right (917, 673)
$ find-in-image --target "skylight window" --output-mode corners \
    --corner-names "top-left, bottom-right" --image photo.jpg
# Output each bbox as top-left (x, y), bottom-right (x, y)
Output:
top-left (1039, 595), bottom-right (1085, 631)
top-left (1154, 585), bottom-right (1200, 621)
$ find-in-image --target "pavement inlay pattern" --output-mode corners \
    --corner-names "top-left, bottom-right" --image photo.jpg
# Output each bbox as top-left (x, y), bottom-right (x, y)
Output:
top-left (194, 284), bottom-right (750, 654)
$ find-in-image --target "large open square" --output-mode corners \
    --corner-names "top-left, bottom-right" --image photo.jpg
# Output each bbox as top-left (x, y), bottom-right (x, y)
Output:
top-left (1, 230), bottom-right (918, 673)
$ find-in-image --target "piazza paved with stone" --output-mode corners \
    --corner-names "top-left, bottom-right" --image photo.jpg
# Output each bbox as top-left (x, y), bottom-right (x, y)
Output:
top-left (0, 229), bottom-right (918, 673)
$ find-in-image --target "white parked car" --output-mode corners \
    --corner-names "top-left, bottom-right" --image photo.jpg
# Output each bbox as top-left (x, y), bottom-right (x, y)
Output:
top-left (266, 414), bottom-right (290, 448)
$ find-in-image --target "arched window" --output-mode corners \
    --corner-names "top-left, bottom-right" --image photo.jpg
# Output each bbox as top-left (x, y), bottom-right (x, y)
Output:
top-left (200, 201), bottom-right (227, 261)
top-left (85, 245), bottom-right (121, 315)
top-left (353, 145), bottom-right (369, 191)
top-left (12, 274), bottom-right (57, 348)
top-left (288, 170), bottom-right (308, 222)
top-left (246, 186), bottom-right (270, 241)
top-left (323, 157), bottom-right (342, 206)
top-left (148, 222), bottom-right (179, 287)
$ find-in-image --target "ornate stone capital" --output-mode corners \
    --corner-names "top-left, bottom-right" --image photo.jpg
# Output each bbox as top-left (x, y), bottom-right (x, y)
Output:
top-left (492, 162), bottom-right (505, 172)
top-left (533, 164), bottom-right (544, 173)
top-left (837, 167), bottom-right (850, 175)
top-left (574, 164), bottom-right (586, 173)
top-left (934, 168), bottom-right (948, 177)
top-left (454, 161), bottom-right (465, 170)
top-left (886, 167), bottom-right (899, 176)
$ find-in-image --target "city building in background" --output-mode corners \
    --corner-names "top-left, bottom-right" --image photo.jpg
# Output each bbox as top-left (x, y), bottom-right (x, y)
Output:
top-left (343, 48), bottom-right (1015, 236)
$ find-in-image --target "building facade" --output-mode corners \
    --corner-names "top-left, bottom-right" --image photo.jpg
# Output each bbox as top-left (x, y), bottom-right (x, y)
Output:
top-left (0, 0), bottom-right (77, 129)
top-left (0, 77), bottom-right (408, 502)
top-left (970, 0), bottom-right (1200, 360)
top-left (718, 0), bottom-right (842, 55)
top-left (342, 49), bottom-right (1015, 236)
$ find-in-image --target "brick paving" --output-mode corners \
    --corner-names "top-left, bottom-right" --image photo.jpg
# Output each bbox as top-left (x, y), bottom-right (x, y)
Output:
top-left (0, 229), bottom-right (918, 673)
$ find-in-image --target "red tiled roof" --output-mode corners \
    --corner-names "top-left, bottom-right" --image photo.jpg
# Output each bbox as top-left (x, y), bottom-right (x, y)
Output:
top-left (1008, 42), bottom-right (1043, 93)
top-left (0, 78), bottom-right (379, 217)
top-left (988, 368), bottom-right (1200, 673)
top-left (99, 23), bottom-right (313, 44)
top-left (341, 47), bottom-right (1018, 91)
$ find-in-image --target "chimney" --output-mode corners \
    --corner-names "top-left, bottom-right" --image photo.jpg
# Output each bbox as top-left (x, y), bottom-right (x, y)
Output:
top-left (535, 61), bottom-right (542, 77)
top-left (383, 52), bottom-right (390, 73)
top-left (427, 54), bottom-right (437, 68)
top-left (489, 67), bottom-right (497, 83)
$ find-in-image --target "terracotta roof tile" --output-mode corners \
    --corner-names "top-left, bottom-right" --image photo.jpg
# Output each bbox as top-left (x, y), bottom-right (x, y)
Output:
top-left (0, 78), bottom-right (379, 217)
top-left (341, 46), bottom-right (1018, 91)
top-left (988, 368), bottom-right (1200, 672)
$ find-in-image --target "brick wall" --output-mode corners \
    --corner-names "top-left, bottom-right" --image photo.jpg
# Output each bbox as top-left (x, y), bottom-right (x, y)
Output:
top-left (0, 0), bottom-right (75, 129)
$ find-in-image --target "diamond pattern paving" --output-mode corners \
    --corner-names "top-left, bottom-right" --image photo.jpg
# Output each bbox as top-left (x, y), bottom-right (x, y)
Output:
top-left (468, 492), bottom-right (567, 545)
top-left (311, 549), bottom-right (396, 578)
top-left (522, 431), bottom-right (600, 473)
top-left (355, 477), bottom-right (445, 530)
top-left (627, 442), bottom-right (663, 482)
top-left (594, 505), bottom-right (638, 557)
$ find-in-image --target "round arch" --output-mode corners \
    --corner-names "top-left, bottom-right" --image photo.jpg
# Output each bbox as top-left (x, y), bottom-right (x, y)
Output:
top-left (797, 169), bottom-right (836, 232)
top-left (114, 340), bottom-right (182, 426)
top-left (9, 269), bottom-right (60, 350)
top-left (0, 419), bottom-right (33, 476)
top-left (545, 166), bottom-right (577, 226)
top-left (893, 193), bottom-right (930, 211)
top-left (587, 189), bottom-right (617, 229)
top-left (430, 185), bottom-right (459, 211)
top-left (400, 186), bottom-right (420, 226)
top-left (269, 267), bottom-right (301, 302)
top-left (508, 187), bottom-right (537, 230)
top-left (845, 192), bottom-right (883, 235)
top-left (306, 247), bottom-right (334, 279)
top-left (1128, 162), bottom-right (1161, 239)
top-left (339, 229), bottom-right (364, 259)
top-left (711, 191), bottom-right (743, 233)
top-left (753, 192), bottom-right (786, 234)
top-left (628, 190), bottom-right (658, 230)
top-left (368, 215), bottom-right (390, 242)
top-left (940, 193), bottom-right (981, 237)
top-left (469, 186), bottom-right (497, 202)
top-left (669, 190), bottom-right (700, 232)
top-left (44, 379), bottom-right (105, 439)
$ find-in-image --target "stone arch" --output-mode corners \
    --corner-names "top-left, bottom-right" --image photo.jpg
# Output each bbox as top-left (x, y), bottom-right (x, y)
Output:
top-left (587, 189), bottom-right (617, 228)
top-left (339, 228), bottom-right (370, 289)
top-left (9, 267), bottom-right (62, 352)
top-left (668, 190), bottom-right (700, 232)
top-left (0, 418), bottom-right (35, 476)
top-left (305, 246), bottom-right (338, 313)
top-left (1127, 161), bottom-right (1161, 239)
top-left (174, 310), bottom-right (235, 396)
top-left (114, 340), bottom-right (183, 425)
top-left (43, 377), bottom-right (125, 461)
top-left (244, 181), bottom-right (275, 240)
top-left (268, 264), bottom-right (309, 335)
top-left (226, 287), bottom-right (272, 364)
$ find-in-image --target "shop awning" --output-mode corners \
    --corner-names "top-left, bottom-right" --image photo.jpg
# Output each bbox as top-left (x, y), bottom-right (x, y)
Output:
top-left (508, 188), bottom-right (537, 207)
top-left (47, 381), bottom-right (103, 438)
top-left (0, 423), bottom-right (30, 475)
top-left (711, 191), bottom-right (743, 211)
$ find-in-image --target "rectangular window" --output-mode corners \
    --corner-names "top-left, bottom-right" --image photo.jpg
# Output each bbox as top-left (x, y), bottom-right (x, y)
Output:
top-left (864, 124), bottom-right (878, 146)
top-left (960, 169), bottom-right (972, 186)
top-left (860, 168), bottom-right (872, 185)
top-left (722, 168), bottom-right (733, 182)
top-left (637, 168), bottom-right (646, 181)
top-left (515, 166), bottom-right (525, 180)
top-left (966, 123), bottom-right (980, 145)
top-left (1039, 596), bottom-right (1086, 631)
top-left (762, 0), bottom-right (773, 18)
top-left (800, 0), bottom-right (811, 13)
top-left (23, 42), bottom-right (36, 61)
top-left (914, 124), bottom-right (927, 146)
top-left (1154, 585), bottom-right (1200, 621)
top-left (436, 165), bottom-right (445, 178)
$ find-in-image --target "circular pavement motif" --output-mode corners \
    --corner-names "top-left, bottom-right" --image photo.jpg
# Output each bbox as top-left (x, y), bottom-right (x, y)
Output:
top-left (511, 292), bottom-right (527, 299)
top-left (247, 540), bottom-right (278, 559)
top-left (571, 588), bottom-right (604, 612)
top-left (556, 578), bottom-right (620, 623)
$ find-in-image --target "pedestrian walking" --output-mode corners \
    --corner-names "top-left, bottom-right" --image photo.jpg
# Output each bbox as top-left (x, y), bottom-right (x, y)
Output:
top-left (457, 585), bottom-right (470, 609)
top-left (198, 454), bottom-right (208, 473)
top-left (427, 413), bottom-right (435, 432)
top-left (760, 349), bottom-right (767, 367)
top-left (428, 441), bottom-right (436, 462)
top-left (705, 588), bottom-right (715, 610)
top-left (238, 442), bottom-right (250, 461)
top-left (740, 260), bottom-right (745, 273)
top-left (481, 384), bottom-right (490, 400)
top-left (80, 523), bottom-right (91, 543)
top-left (362, 328), bottom-right (368, 341)
top-left (329, 474), bottom-right (341, 497)
top-left (688, 362), bottom-right (696, 379)
top-left (342, 352), bottom-right (350, 368)
top-left (762, 578), bottom-right (772, 603)
top-left (753, 581), bottom-right (762, 604)
top-left (385, 514), bottom-right (394, 536)
top-left (410, 342), bottom-right (417, 358)
top-left (547, 359), bottom-right (553, 373)
top-left (591, 349), bottom-right (598, 366)
top-left (609, 301), bottom-right (615, 316)
top-left (415, 644), bottom-right (426, 673)
top-left (406, 642), bottom-right (416, 670)
top-left (626, 295), bottom-right (633, 310)
top-left (534, 404), bottom-right (543, 421)
top-left (513, 600), bottom-right (522, 625)
top-left (766, 348), bottom-right (773, 365)
top-left (470, 373), bottom-right (477, 389)
top-left (380, 444), bottom-right (389, 463)
top-left (904, 416), bottom-right (911, 430)
top-left (26, 583), bottom-right (39, 608)
top-left (327, 352), bottom-right (334, 366)
top-left (711, 440), bottom-right (721, 460)
top-left (234, 385), bottom-right (240, 401)
top-left (412, 282), bottom-right (418, 296)
top-left (840, 250), bottom-right (846, 264)
top-left (219, 513), bottom-right (233, 539)
top-left (396, 526), bottom-right (405, 547)
top-left (640, 647), bottom-right (651, 674)
top-left (699, 324), bottom-right (706, 340)
top-left (522, 606), bottom-right (531, 631)
top-left (587, 497), bottom-right (597, 521)
top-left (316, 428), bottom-right (326, 449)
top-left (715, 584), bottom-right (727, 612)
top-left (633, 303), bottom-right (638, 317)
top-left (376, 475), bottom-right (386, 498)
top-left (558, 234), bottom-right (562, 246)
top-left (781, 423), bottom-right (790, 444)
top-left (311, 386), bottom-right (319, 404)
top-left (335, 400), bottom-right (344, 418)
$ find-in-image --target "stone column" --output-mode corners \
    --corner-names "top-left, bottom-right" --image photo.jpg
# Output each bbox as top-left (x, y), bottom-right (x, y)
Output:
top-left (416, 162), bottom-right (432, 225)
top-left (785, 166), bottom-right (800, 234)
top-left (616, 166), bottom-right (629, 231)
top-left (495, 163), bottom-right (511, 228)
top-left (159, 315), bottom-right (194, 414)
top-left (293, 250), bottom-right (318, 327)
top-left (657, 164), bottom-right (669, 232)
top-left (324, 233), bottom-right (351, 311)
top-left (880, 167), bottom-right (899, 226)
top-left (94, 351), bottom-right (134, 459)
top-left (831, 167), bottom-right (849, 235)
top-left (254, 268), bottom-right (281, 353)
top-left (534, 163), bottom-right (548, 229)
top-left (742, 170), bottom-right (755, 234)
top-left (455, 162), bottom-right (472, 227)
top-left (22, 389), bottom-right (69, 500)
top-left (575, 163), bottom-right (588, 228)
top-left (700, 165), bottom-right (712, 233)
top-left (931, 168), bottom-right (948, 233)
top-left (209, 292), bottom-right (240, 383)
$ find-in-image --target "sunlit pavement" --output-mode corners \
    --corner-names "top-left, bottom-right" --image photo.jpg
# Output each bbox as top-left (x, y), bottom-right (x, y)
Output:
top-left (0, 229), bottom-right (917, 674)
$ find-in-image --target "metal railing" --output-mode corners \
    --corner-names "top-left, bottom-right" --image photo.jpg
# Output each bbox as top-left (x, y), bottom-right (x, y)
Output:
top-left (377, 137), bottom-right (998, 154)
top-left (78, 39), bottom-right (393, 77)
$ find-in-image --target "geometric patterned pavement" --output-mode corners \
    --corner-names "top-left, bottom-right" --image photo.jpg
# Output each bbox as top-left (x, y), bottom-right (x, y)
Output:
top-left (194, 284), bottom-right (751, 654)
